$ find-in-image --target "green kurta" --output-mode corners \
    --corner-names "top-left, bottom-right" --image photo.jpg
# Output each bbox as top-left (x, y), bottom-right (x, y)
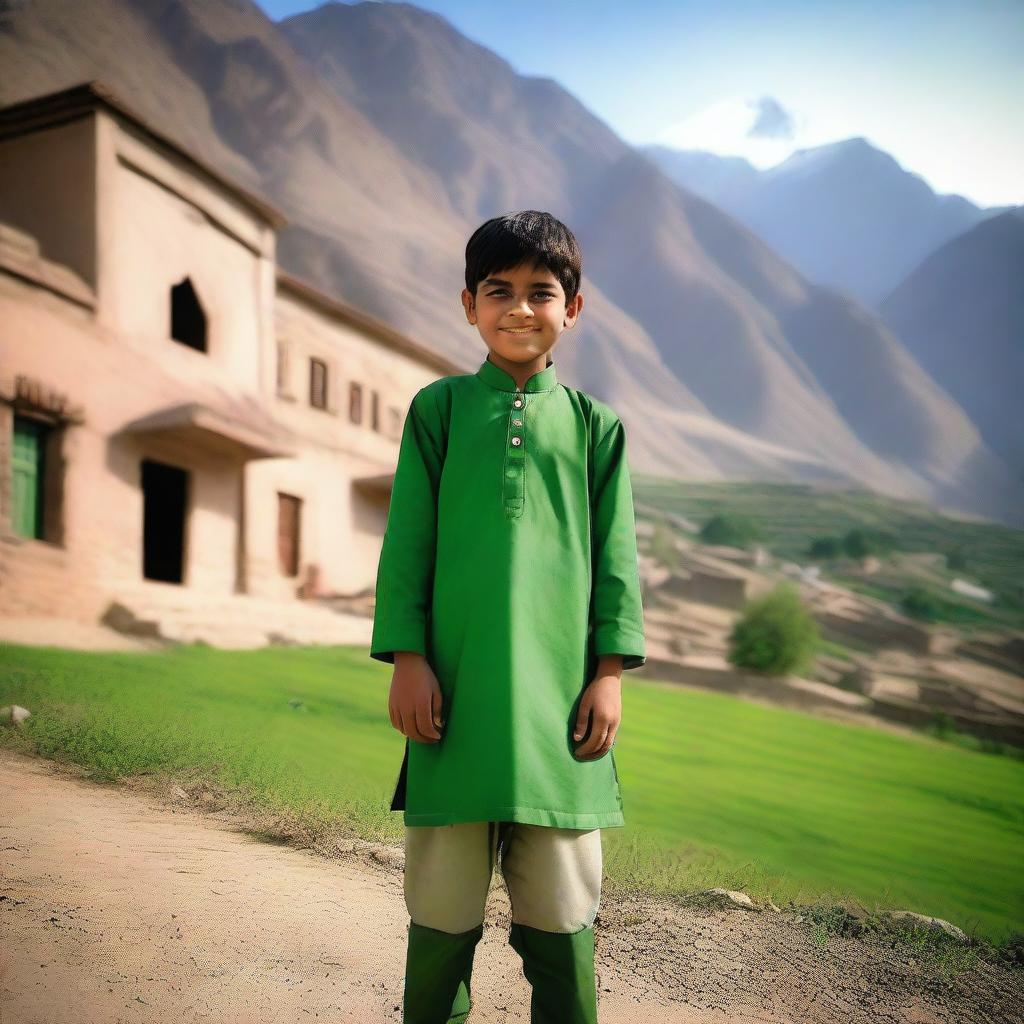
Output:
top-left (370, 354), bottom-right (646, 829)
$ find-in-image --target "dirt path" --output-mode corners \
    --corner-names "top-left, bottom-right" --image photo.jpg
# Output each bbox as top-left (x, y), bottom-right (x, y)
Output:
top-left (0, 748), bottom-right (1019, 1023)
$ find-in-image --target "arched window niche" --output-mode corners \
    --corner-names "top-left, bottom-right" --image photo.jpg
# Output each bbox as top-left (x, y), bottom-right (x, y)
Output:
top-left (170, 276), bottom-right (208, 352)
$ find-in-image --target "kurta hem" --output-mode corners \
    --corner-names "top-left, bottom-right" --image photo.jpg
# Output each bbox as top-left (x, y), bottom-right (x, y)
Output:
top-left (404, 806), bottom-right (625, 829)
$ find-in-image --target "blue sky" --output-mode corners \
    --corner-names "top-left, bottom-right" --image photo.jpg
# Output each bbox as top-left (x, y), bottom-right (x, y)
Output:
top-left (256, 0), bottom-right (1022, 207)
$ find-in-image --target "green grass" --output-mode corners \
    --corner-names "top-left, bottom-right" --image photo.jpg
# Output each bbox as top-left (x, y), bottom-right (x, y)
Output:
top-left (2, 640), bottom-right (1022, 947)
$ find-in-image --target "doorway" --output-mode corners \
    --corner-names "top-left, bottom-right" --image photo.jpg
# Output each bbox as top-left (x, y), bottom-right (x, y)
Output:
top-left (142, 458), bottom-right (189, 583)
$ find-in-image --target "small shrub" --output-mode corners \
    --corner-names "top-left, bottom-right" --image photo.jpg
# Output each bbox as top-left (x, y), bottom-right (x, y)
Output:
top-left (945, 546), bottom-right (968, 572)
top-left (927, 710), bottom-right (957, 741)
top-left (902, 586), bottom-right (941, 622)
top-left (728, 583), bottom-right (820, 676)
top-left (843, 528), bottom-right (874, 559)
top-left (808, 536), bottom-right (842, 560)
top-left (700, 512), bottom-right (761, 549)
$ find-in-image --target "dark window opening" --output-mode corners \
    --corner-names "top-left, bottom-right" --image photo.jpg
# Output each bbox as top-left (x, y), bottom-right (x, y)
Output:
top-left (170, 277), bottom-right (207, 352)
top-left (142, 458), bottom-right (188, 583)
top-left (370, 389), bottom-right (380, 432)
top-left (310, 357), bottom-right (328, 409)
top-left (349, 382), bottom-right (363, 424)
top-left (277, 492), bottom-right (302, 577)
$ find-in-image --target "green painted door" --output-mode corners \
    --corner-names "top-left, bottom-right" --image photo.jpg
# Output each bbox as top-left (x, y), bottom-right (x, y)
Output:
top-left (12, 415), bottom-right (47, 539)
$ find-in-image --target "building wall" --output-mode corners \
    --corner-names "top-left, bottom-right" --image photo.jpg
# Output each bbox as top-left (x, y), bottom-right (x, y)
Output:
top-left (0, 269), bottom-right (250, 620)
top-left (0, 107), bottom-right (276, 621)
top-left (245, 287), bottom-right (446, 599)
top-left (96, 113), bottom-right (274, 395)
top-left (0, 100), bottom-right (452, 623)
top-left (0, 116), bottom-right (97, 288)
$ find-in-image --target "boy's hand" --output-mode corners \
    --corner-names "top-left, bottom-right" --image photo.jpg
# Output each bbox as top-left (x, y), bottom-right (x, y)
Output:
top-left (388, 652), bottom-right (445, 744)
top-left (573, 657), bottom-right (623, 760)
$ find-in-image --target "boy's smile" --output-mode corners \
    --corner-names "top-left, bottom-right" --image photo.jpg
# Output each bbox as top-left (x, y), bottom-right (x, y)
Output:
top-left (462, 260), bottom-right (584, 388)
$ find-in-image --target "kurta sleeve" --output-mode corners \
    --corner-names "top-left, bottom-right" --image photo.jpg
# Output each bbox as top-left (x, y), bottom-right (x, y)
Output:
top-left (591, 416), bottom-right (647, 670)
top-left (369, 388), bottom-right (444, 664)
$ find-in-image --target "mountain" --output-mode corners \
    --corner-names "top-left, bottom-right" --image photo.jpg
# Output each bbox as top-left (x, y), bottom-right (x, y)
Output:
top-left (0, 0), bottom-right (470, 326)
top-left (642, 137), bottom-right (1011, 307)
top-left (879, 209), bottom-right (1024, 473)
top-left (1, 0), bottom-right (1020, 524)
top-left (280, 2), bottom-right (1021, 515)
top-left (640, 145), bottom-right (760, 212)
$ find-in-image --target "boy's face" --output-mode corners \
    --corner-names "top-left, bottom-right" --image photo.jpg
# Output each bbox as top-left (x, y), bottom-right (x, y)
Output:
top-left (462, 260), bottom-right (583, 367)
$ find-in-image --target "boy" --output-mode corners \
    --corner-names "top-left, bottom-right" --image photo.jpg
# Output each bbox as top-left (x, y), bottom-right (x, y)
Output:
top-left (370, 210), bottom-right (646, 1024)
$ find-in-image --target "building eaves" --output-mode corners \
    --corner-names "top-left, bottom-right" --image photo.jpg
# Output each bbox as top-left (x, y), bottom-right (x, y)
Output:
top-left (0, 80), bottom-right (287, 230)
top-left (276, 270), bottom-right (465, 378)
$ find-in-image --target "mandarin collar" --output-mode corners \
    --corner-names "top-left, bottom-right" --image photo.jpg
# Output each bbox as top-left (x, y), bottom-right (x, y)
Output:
top-left (476, 354), bottom-right (558, 393)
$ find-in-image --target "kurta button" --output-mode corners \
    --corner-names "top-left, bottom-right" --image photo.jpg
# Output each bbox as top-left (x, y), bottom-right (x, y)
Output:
top-left (512, 419), bottom-right (522, 426)
top-left (513, 399), bottom-right (523, 408)
top-left (511, 437), bottom-right (522, 446)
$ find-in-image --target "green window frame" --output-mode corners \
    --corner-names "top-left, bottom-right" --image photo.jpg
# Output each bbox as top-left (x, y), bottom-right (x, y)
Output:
top-left (11, 414), bottom-right (48, 539)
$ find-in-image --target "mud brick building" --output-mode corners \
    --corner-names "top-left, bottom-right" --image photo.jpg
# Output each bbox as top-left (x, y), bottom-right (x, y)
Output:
top-left (0, 81), bottom-right (458, 631)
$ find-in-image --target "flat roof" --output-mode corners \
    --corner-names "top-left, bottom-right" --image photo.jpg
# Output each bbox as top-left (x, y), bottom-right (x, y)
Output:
top-left (0, 80), bottom-right (287, 229)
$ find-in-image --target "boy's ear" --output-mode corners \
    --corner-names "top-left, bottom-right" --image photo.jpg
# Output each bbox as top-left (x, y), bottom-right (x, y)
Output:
top-left (564, 290), bottom-right (584, 327)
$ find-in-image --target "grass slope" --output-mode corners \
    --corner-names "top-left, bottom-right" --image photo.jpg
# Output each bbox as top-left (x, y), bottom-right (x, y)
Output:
top-left (1, 641), bottom-right (1021, 942)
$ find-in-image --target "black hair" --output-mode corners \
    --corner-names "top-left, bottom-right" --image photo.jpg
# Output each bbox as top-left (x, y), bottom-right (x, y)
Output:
top-left (465, 211), bottom-right (582, 305)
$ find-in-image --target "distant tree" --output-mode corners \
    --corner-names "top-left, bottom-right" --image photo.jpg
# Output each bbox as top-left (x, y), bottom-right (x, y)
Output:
top-left (808, 536), bottom-right (842, 560)
top-left (727, 583), bottom-right (820, 675)
top-left (945, 545), bottom-right (968, 572)
top-left (901, 586), bottom-right (941, 622)
top-left (842, 528), bottom-right (875, 559)
top-left (700, 512), bottom-right (761, 549)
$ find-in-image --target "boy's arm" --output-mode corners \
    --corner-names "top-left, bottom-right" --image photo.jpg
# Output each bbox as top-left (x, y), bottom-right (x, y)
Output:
top-left (591, 415), bottom-right (646, 671)
top-left (370, 389), bottom-right (444, 664)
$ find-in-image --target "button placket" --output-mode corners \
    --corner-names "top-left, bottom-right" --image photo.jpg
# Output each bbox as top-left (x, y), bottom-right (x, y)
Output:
top-left (504, 389), bottom-right (527, 517)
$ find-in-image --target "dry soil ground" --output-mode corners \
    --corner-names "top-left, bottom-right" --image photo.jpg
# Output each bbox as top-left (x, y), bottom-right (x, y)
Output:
top-left (0, 748), bottom-right (1020, 1023)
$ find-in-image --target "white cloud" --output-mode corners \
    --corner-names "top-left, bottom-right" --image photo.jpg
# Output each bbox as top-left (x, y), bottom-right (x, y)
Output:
top-left (746, 95), bottom-right (796, 140)
top-left (653, 95), bottom-right (874, 170)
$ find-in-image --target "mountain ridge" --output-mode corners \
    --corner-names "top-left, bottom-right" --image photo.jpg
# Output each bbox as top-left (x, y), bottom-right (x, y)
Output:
top-left (1, 0), bottom-right (1019, 524)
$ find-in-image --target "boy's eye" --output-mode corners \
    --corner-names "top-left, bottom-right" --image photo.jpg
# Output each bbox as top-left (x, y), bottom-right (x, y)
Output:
top-left (488, 289), bottom-right (555, 298)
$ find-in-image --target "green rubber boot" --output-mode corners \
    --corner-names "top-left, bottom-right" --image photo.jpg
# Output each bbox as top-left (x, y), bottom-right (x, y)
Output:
top-left (508, 921), bottom-right (599, 1024)
top-left (402, 919), bottom-right (483, 1024)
